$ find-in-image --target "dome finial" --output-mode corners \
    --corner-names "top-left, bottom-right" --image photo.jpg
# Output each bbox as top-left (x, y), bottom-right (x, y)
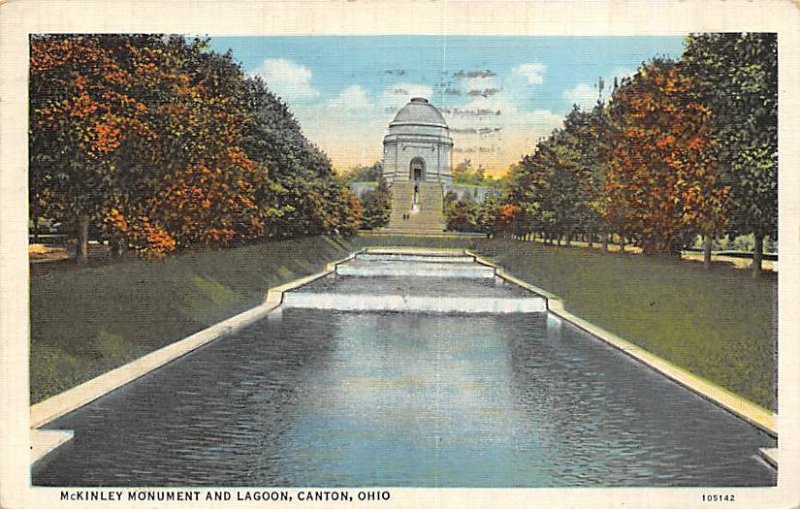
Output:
top-left (410, 97), bottom-right (429, 104)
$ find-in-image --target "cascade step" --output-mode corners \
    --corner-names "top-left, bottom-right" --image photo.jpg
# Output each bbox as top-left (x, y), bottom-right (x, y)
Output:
top-left (337, 261), bottom-right (494, 278)
top-left (284, 273), bottom-right (547, 314)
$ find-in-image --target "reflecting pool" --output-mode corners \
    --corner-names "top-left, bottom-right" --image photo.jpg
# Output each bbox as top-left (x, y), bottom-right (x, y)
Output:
top-left (35, 309), bottom-right (775, 487)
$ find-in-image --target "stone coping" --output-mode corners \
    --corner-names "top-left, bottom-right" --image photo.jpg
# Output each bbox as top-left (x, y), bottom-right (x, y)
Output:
top-left (466, 249), bottom-right (777, 440)
top-left (759, 448), bottom-right (778, 468)
top-left (282, 293), bottom-right (547, 314)
top-left (29, 252), bottom-right (357, 465)
top-left (362, 246), bottom-right (469, 256)
top-left (30, 429), bottom-right (73, 473)
top-left (337, 260), bottom-right (496, 278)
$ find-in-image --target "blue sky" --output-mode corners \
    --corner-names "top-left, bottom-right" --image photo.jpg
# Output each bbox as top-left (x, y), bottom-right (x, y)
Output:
top-left (210, 36), bottom-right (686, 174)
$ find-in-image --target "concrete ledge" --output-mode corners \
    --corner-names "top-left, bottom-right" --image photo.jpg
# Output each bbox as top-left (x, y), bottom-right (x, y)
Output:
top-left (282, 292), bottom-right (547, 313)
top-left (465, 250), bottom-right (777, 437)
top-left (30, 252), bottom-right (358, 465)
top-left (360, 230), bottom-right (484, 238)
top-left (357, 252), bottom-right (474, 263)
top-left (363, 247), bottom-right (470, 256)
top-left (31, 429), bottom-right (73, 468)
top-left (337, 261), bottom-right (495, 278)
top-left (759, 447), bottom-right (778, 468)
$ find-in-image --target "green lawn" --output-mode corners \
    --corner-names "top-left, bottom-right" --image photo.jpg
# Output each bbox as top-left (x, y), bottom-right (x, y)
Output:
top-left (30, 235), bottom-right (777, 411)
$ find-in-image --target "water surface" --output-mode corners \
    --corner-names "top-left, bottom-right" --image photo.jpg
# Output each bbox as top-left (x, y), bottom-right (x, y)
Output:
top-left (35, 309), bottom-right (775, 487)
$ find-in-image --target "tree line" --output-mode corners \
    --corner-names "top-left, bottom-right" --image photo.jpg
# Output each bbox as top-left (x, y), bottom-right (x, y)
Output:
top-left (448, 33), bottom-right (777, 275)
top-left (30, 34), bottom-right (363, 262)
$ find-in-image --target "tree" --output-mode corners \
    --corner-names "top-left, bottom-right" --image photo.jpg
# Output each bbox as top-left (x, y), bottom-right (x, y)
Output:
top-left (562, 104), bottom-right (609, 248)
top-left (115, 36), bottom-right (265, 254)
top-left (476, 192), bottom-right (501, 238)
top-left (604, 58), bottom-right (728, 256)
top-left (683, 33), bottom-right (778, 275)
top-left (360, 179), bottom-right (392, 229)
top-left (346, 162), bottom-right (382, 183)
top-left (30, 35), bottom-right (361, 259)
top-left (452, 159), bottom-right (496, 187)
top-left (509, 136), bottom-right (564, 243)
top-left (495, 204), bottom-right (521, 239)
top-left (445, 192), bottom-right (477, 232)
top-left (30, 35), bottom-right (155, 262)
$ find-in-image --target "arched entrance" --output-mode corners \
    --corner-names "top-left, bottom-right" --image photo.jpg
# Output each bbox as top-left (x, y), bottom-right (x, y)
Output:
top-left (409, 157), bottom-right (425, 181)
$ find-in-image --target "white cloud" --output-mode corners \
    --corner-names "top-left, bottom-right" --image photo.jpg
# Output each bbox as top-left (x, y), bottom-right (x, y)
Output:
top-left (380, 83), bottom-right (434, 108)
top-left (325, 85), bottom-right (374, 112)
top-left (513, 63), bottom-right (547, 85)
top-left (464, 75), bottom-right (499, 91)
top-left (250, 58), bottom-right (319, 102)
top-left (563, 83), bottom-right (600, 110)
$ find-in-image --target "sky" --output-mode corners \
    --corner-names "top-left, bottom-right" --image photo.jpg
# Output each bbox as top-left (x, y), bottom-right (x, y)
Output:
top-left (209, 36), bottom-right (686, 176)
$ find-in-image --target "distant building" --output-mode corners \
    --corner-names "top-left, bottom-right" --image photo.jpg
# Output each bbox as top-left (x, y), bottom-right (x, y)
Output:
top-left (382, 98), bottom-right (453, 185)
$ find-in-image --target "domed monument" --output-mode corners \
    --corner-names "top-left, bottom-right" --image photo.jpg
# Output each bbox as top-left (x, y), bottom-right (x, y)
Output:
top-left (382, 97), bottom-right (453, 185)
top-left (379, 98), bottom-right (450, 234)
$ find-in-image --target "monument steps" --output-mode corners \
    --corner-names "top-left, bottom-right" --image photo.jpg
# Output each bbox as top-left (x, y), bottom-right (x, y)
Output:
top-left (382, 181), bottom-right (446, 234)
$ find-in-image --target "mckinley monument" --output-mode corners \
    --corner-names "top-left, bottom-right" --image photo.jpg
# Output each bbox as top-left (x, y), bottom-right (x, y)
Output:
top-left (382, 97), bottom-right (454, 185)
top-left (380, 98), bottom-right (452, 234)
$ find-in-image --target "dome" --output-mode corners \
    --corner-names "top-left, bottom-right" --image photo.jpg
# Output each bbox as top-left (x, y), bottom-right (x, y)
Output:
top-left (390, 97), bottom-right (448, 128)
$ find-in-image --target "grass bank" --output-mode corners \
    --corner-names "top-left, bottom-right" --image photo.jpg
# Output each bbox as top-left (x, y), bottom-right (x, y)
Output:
top-left (31, 234), bottom-right (776, 411)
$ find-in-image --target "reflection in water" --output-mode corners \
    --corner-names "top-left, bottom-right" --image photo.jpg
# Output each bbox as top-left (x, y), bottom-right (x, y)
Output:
top-left (35, 310), bottom-right (775, 487)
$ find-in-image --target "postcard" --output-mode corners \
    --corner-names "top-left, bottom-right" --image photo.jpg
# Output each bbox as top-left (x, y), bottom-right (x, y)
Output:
top-left (1, 1), bottom-right (799, 508)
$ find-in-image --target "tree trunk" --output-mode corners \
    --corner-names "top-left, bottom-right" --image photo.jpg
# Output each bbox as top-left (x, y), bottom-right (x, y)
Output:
top-left (32, 217), bottom-right (40, 244)
top-left (109, 235), bottom-right (128, 259)
top-left (602, 232), bottom-right (609, 252)
top-left (752, 234), bottom-right (764, 277)
top-left (588, 232), bottom-right (594, 249)
top-left (618, 233), bottom-right (625, 253)
top-left (76, 214), bottom-right (90, 264)
top-left (703, 233), bottom-right (713, 270)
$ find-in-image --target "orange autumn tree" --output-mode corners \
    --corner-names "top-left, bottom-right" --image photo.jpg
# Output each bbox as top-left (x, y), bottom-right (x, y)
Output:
top-left (111, 37), bottom-right (266, 255)
top-left (495, 204), bottom-right (521, 239)
top-left (29, 35), bottom-right (155, 262)
top-left (31, 35), bottom-right (360, 259)
top-left (604, 58), bottom-right (728, 256)
top-left (31, 35), bottom-right (267, 258)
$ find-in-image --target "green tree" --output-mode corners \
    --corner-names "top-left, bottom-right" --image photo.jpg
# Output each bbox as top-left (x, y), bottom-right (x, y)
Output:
top-left (346, 162), bottom-right (383, 182)
top-left (476, 192), bottom-right (501, 238)
top-left (360, 179), bottom-right (392, 229)
top-left (683, 33), bottom-right (778, 275)
top-left (29, 35), bottom-right (155, 262)
top-left (452, 159), bottom-right (496, 187)
top-left (445, 192), bottom-right (477, 232)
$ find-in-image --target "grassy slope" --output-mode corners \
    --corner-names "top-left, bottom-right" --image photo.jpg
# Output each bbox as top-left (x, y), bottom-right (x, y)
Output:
top-left (30, 235), bottom-right (777, 411)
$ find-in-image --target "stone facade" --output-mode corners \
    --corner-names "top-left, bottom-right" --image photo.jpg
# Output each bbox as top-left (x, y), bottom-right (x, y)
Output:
top-left (382, 98), bottom-right (453, 185)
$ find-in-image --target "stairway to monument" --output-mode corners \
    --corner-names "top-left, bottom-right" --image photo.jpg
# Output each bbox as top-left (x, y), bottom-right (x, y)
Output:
top-left (381, 181), bottom-right (445, 234)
